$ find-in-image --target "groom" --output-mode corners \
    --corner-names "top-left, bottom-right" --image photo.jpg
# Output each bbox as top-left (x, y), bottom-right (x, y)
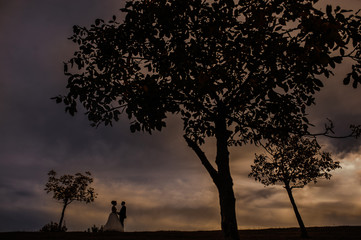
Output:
top-left (118, 201), bottom-right (127, 227)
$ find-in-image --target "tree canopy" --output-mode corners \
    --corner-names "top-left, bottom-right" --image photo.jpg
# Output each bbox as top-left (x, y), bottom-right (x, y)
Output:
top-left (45, 170), bottom-right (96, 204)
top-left (249, 136), bottom-right (341, 189)
top-left (55, 0), bottom-right (361, 144)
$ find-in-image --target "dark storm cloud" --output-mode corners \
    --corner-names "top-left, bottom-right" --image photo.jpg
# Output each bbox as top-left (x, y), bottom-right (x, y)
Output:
top-left (0, 0), bottom-right (123, 168)
top-left (0, 208), bottom-right (51, 232)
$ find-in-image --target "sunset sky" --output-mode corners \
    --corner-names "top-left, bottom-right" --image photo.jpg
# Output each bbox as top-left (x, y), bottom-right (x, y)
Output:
top-left (1, 0), bottom-right (361, 232)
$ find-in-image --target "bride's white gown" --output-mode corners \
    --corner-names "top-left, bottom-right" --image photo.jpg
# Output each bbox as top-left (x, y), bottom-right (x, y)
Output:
top-left (103, 212), bottom-right (124, 232)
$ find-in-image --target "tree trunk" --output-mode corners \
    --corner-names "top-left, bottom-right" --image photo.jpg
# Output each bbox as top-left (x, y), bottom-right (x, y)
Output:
top-left (214, 113), bottom-right (240, 240)
top-left (184, 107), bottom-right (240, 240)
top-left (59, 200), bottom-right (68, 231)
top-left (285, 185), bottom-right (309, 238)
top-left (216, 177), bottom-right (239, 240)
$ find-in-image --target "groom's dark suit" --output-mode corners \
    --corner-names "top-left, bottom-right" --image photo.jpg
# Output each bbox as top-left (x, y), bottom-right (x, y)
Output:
top-left (119, 204), bottom-right (127, 227)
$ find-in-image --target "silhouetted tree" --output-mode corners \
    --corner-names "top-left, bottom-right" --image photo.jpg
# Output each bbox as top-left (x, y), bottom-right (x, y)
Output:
top-left (53, 1), bottom-right (361, 239)
top-left (45, 170), bottom-right (97, 230)
top-left (249, 136), bottom-right (341, 238)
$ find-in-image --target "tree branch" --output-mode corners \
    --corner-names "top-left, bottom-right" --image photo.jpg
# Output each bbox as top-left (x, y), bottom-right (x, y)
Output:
top-left (309, 119), bottom-right (361, 139)
top-left (184, 135), bottom-right (218, 181)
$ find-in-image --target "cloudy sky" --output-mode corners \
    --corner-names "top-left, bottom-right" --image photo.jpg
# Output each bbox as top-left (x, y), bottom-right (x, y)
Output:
top-left (1, 0), bottom-right (361, 233)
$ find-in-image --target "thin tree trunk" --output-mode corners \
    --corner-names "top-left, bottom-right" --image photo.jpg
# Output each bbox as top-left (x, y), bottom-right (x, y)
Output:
top-left (285, 185), bottom-right (309, 238)
top-left (59, 200), bottom-right (68, 231)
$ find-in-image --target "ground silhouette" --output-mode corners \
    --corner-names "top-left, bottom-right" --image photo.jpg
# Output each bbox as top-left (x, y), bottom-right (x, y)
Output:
top-left (1, 226), bottom-right (361, 240)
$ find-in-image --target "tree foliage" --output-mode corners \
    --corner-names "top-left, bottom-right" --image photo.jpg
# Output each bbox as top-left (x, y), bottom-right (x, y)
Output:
top-left (55, 0), bottom-right (361, 144)
top-left (249, 136), bottom-right (341, 189)
top-left (45, 170), bottom-right (96, 203)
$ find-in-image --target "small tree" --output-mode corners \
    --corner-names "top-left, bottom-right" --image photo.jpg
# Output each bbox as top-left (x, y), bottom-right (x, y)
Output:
top-left (249, 136), bottom-right (341, 238)
top-left (44, 170), bottom-right (97, 230)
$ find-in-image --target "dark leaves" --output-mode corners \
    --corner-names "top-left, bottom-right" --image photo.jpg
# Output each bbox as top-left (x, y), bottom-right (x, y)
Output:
top-left (249, 136), bottom-right (341, 189)
top-left (55, 0), bottom-right (361, 145)
top-left (343, 74), bottom-right (351, 85)
top-left (44, 170), bottom-right (97, 204)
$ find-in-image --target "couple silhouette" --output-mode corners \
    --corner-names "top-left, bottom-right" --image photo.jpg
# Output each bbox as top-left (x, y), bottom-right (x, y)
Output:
top-left (103, 200), bottom-right (127, 232)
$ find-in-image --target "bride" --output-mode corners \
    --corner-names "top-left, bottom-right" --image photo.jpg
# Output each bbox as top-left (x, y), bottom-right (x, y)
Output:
top-left (103, 201), bottom-right (124, 232)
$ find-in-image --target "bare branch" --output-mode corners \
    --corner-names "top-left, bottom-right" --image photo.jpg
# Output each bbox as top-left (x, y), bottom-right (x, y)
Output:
top-left (309, 119), bottom-right (361, 139)
top-left (184, 135), bottom-right (218, 181)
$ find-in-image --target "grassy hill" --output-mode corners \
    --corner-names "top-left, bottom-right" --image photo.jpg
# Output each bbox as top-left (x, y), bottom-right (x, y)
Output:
top-left (1, 226), bottom-right (360, 240)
